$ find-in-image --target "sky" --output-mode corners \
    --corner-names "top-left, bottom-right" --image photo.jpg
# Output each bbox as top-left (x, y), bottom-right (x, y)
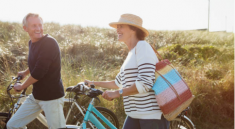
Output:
top-left (0, 0), bottom-right (234, 32)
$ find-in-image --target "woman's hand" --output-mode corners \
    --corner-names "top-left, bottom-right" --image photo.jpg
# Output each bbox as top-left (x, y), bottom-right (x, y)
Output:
top-left (84, 80), bottom-right (94, 87)
top-left (102, 90), bottom-right (120, 101)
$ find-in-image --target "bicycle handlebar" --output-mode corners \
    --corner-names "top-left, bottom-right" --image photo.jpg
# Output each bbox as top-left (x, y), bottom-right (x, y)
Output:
top-left (7, 76), bottom-right (28, 98)
top-left (7, 76), bottom-right (22, 90)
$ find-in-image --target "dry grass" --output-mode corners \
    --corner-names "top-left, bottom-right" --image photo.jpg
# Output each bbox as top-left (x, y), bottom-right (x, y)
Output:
top-left (0, 21), bottom-right (234, 129)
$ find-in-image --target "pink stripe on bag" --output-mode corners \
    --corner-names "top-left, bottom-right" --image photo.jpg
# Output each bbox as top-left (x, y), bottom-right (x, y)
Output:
top-left (159, 89), bottom-right (193, 114)
top-left (155, 80), bottom-right (188, 105)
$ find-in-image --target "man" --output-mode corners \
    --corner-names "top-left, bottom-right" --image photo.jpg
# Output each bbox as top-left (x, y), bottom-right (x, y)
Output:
top-left (7, 13), bottom-right (66, 129)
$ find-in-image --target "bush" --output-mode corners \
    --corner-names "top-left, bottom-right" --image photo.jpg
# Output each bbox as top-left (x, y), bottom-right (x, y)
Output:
top-left (205, 69), bottom-right (223, 80)
top-left (201, 46), bottom-right (221, 60)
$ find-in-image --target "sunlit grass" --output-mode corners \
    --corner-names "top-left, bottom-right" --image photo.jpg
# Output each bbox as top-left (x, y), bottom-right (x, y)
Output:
top-left (0, 21), bottom-right (234, 129)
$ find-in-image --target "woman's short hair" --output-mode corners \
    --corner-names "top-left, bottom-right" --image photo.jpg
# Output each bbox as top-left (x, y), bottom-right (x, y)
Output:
top-left (22, 13), bottom-right (43, 27)
top-left (129, 25), bottom-right (146, 40)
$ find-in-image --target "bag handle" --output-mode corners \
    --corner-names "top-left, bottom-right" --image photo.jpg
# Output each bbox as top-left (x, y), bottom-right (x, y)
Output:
top-left (150, 44), bottom-right (192, 100)
top-left (150, 44), bottom-right (181, 100)
top-left (150, 45), bottom-right (163, 61)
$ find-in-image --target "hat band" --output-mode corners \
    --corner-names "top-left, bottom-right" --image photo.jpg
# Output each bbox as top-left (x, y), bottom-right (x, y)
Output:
top-left (118, 18), bottom-right (142, 26)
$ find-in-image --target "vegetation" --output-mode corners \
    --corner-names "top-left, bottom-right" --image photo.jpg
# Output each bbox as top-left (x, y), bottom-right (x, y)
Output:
top-left (0, 21), bottom-right (234, 129)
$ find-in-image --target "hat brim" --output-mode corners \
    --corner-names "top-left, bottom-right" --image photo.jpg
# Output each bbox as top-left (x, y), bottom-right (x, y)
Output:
top-left (109, 22), bottom-right (149, 37)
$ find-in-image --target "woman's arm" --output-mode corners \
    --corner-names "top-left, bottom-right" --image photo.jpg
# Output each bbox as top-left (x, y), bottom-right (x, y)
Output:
top-left (102, 83), bottom-right (139, 101)
top-left (84, 80), bottom-right (119, 89)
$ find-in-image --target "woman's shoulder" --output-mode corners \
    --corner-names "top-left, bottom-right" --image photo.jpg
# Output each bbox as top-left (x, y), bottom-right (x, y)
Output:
top-left (135, 40), bottom-right (158, 61)
top-left (136, 40), bottom-right (152, 50)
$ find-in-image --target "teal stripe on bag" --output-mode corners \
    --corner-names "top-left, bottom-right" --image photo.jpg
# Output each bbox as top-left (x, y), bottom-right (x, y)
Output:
top-left (153, 69), bottom-right (182, 94)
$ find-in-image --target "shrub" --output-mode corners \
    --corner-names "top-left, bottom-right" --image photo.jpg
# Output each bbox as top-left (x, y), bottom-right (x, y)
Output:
top-left (205, 69), bottom-right (223, 80)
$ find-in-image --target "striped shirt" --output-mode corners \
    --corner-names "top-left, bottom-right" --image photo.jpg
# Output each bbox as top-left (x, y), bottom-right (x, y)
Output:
top-left (115, 40), bottom-right (162, 119)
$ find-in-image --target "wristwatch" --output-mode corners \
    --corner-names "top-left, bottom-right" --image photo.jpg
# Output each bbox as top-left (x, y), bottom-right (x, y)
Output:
top-left (119, 89), bottom-right (123, 97)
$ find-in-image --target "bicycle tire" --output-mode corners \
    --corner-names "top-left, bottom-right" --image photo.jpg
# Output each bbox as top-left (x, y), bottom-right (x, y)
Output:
top-left (170, 115), bottom-right (195, 129)
top-left (68, 106), bottom-right (119, 129)
top-left (0, 113), bottom-right (9, 129)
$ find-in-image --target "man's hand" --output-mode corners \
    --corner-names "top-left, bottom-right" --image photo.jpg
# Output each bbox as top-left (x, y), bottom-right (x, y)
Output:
top-left (18, 70), bottom-right (29, 80)
top-left (102, 90), bottom-right (120, 101)
top-left (13, 83), bottom-right (23, 92)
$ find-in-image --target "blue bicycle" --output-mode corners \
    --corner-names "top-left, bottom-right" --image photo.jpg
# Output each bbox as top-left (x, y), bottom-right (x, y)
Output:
top-left (65, 82), bottom-right (119, 129)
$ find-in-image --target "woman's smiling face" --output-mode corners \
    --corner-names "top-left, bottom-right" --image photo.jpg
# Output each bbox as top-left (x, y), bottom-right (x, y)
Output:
top-left (116, 24), bottom-right (135, 42)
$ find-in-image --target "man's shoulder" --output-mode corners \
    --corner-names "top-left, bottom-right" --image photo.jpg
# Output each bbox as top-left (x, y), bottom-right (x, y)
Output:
top-left (42, 34), bottom-right (59, 47)
top-left (44, 34), bottom-right (58, 44)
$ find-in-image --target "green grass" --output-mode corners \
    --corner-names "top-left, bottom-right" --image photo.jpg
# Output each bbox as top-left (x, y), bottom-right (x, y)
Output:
top-left (0, 21), bottom-right (234, 129)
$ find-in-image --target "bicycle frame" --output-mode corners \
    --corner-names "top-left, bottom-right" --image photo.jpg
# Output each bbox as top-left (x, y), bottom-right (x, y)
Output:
top-left (64, 97), bottom-right (86, 125)
top-left (82, 98), bottom-right (117, 129)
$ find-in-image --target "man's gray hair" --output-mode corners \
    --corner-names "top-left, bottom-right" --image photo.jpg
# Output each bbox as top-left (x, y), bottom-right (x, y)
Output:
top-left (22, 13), bottom-right (43, 26)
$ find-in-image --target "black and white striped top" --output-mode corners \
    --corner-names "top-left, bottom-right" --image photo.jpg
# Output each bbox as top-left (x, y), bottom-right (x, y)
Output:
top-left (115, 41), bottom-right (162, 119)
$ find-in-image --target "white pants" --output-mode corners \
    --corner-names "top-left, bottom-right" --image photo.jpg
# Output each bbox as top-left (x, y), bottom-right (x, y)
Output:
top-left (7, 94), bottom-right (66, 129)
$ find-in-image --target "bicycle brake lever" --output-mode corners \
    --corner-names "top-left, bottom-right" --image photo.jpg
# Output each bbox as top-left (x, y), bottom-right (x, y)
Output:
top-left (95, 97), bottom-right (101, 103)
top-left (17, 75), bottom-right (23, 80)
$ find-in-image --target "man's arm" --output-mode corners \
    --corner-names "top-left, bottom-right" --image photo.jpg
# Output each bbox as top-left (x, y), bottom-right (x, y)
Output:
top-left (18, 68), bottom-right (30, 79)
top-left (14, 68), bottom-right (38, 91)
top-left (14, 75), bottom-right (38, 91)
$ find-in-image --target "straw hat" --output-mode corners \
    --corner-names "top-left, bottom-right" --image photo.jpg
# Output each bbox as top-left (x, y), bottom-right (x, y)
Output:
top-left (109, 14), bottom-right (149, 37)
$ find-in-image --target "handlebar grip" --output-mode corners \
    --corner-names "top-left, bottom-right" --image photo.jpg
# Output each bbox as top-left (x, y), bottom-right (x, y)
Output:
top-left (17, 75), bottom-right (23, 80)
top-left (90, 84), bottom-right (95, 88)
top-left (98, 90), bottom-right (103, 95)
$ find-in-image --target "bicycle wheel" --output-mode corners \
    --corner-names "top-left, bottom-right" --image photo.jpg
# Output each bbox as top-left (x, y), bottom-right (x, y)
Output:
top-left (170, 115), bottom-right (195, 129)
top-left (0, 113), bottom-right (9, 129)
top-left (92, 107), bottom-right (119, 129)
top-left (67, 106), bottom-right (119, 129)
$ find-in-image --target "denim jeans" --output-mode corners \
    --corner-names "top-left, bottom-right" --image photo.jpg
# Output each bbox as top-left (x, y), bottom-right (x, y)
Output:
top-left (7, 94), bottom-right (66, 129)
top-left (123, 115), bottom-right (170, 129)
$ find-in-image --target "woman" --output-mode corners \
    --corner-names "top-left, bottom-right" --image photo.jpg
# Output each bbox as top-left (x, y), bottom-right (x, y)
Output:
top-left (85, 14), bottom-right (170, 129)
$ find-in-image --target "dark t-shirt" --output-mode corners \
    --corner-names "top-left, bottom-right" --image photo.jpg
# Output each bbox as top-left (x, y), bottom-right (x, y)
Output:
top-left (28, 34), bottom-right (64, 100)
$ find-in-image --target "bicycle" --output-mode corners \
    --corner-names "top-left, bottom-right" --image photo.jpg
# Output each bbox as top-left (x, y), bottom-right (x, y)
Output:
top-left (0, 76), bottom-right (119, 129)
top-left (169, 107), bottom-right (196, 129)
top-left (65, 82), bottom-right (119, 129)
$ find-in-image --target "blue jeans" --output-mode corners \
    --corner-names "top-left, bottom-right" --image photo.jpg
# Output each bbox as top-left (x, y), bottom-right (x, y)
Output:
top-left (123, 115), bottom-right (170, 129)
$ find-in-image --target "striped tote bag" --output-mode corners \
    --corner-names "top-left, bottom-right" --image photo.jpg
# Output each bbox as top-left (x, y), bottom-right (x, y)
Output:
top-left (151, 48), bottom-right (194, 121)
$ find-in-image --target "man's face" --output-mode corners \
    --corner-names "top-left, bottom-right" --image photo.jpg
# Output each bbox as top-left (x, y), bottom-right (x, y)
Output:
top-left (23, 16), bottom-right (43, 43)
